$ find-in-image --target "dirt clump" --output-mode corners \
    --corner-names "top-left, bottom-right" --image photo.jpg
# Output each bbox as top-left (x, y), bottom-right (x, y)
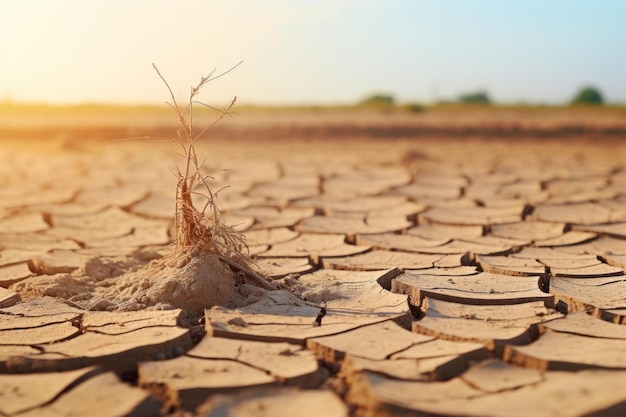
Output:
top-left (10, 250), bottom-right (248, 315)
top-left (85, 252), bottom-right (242, 313)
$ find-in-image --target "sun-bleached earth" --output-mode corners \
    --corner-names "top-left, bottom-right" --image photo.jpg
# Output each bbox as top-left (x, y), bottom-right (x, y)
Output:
top-left (2, 108), bottom-right (626, 416)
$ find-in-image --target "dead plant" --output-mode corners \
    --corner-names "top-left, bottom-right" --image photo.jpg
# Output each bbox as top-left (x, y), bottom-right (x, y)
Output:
top-left (152, 63), bottom-right (271, 289)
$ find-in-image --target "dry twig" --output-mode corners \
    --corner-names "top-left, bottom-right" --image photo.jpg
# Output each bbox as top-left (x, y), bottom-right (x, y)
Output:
top-left (153, 63), bottom-right (270, 289)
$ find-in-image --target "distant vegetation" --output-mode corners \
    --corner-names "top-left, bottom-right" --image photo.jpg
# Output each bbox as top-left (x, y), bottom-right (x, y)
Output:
top-left (358, 94), bottom-right (425, 113)
top-left (401, 103), bottom-right (426, 113)
top-left (358, 94), bottom-right (395, 107)
top-left (1, 85), bottom-right (622, 116)
top-left (458, 91), bottom-right (491, 105)
top-left (570, 86), bottom-right (604, 106)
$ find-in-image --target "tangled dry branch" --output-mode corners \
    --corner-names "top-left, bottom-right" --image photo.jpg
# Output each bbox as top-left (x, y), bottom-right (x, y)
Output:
top-left (152, 63), bottom-right (271, 289)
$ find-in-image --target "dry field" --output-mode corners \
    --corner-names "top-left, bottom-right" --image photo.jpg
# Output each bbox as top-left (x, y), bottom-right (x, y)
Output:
top-left (2, 107), bottom-right (626, 416)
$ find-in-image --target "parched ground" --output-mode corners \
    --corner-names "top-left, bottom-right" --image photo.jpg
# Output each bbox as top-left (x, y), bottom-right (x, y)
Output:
top-left (2, 108), bottom-right (626, 416)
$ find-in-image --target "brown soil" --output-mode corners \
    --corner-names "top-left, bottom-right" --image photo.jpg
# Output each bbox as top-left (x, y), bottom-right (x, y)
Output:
top-left (2, 105), bottom-right (626, 146)
top-left (3, 106), bottom-right (626, 315)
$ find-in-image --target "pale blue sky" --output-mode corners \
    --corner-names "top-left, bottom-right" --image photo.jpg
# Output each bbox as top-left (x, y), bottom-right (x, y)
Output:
top-left (1, 0), bottom-right (625, 105)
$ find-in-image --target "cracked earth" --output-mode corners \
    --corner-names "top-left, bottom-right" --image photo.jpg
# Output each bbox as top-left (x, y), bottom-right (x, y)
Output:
top-left (2, 120), bottom-right (626, 416)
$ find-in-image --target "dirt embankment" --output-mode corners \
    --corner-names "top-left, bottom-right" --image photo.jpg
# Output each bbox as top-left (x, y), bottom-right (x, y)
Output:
top-left (1, 106), bottom-right (626, 146)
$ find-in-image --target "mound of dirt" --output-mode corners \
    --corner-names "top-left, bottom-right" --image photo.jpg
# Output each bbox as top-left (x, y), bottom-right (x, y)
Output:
top-left (88, 252), bottom-right (242, 313)
top-left (11, 251), bottom-right (245, 315)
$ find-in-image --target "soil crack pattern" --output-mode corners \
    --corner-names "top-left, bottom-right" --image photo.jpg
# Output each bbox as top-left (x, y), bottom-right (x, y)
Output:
top-left (3, 136), bottom-right (626, 416)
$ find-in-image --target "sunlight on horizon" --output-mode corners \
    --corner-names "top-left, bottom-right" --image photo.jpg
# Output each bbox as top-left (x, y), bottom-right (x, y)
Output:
top-left (1, 0), bottom-right (625, 106)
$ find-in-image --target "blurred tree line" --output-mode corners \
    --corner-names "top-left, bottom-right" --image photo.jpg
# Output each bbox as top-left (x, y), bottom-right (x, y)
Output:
top-left (358, 86), bottom-right (607, 111)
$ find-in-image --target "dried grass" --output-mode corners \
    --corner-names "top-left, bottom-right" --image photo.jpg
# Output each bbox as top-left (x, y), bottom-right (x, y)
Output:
top-left (152, 63), bottom-right (271, 289)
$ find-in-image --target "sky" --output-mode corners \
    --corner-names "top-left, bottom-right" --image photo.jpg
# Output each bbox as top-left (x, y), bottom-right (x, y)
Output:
top-left (0, 0), bottom-right (625, 106)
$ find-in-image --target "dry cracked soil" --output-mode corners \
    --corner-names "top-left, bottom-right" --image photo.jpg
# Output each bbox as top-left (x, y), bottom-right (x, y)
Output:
top-left (2, 108), bottom-right (626, 416)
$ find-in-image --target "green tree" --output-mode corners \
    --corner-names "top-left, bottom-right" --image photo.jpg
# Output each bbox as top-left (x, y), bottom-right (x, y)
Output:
top-left (458, 91), bottom-right (491, 104)
top-left (359, 94), bottom-right (395, 106)
top-left (570, 86), bottom-right (604, 105)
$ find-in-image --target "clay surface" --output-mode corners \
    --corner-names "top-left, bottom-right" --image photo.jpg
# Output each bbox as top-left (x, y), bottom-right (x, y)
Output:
top-left (2, 109), bottom-right (626, 416)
